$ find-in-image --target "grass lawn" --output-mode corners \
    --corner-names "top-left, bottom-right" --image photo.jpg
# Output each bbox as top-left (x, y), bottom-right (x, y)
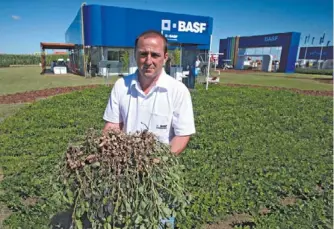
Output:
top-left (0, 103), bottom-right (28, 123)
top-left (0, 66), bottom-right (118, 95)
top-left (205, 71), bottom-right (333, 91)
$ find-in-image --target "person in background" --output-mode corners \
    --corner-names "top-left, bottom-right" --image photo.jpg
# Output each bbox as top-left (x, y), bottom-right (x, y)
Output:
top-left (188, 56), bottom-right (200, 88)
top-left (165, 56), bottom-right (172, 75)
top-left (102, 30), bottom-right (196, 156)
top-left (195, 56), bottom-right (201, 75)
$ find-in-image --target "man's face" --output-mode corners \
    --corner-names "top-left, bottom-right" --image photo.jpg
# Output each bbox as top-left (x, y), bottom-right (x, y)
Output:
top-left (135, 35), bottom-right (168, 80)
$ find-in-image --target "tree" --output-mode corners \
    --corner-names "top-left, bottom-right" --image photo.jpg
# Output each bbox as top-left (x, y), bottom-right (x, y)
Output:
top-left (171, 48), bottom-right (181, 66)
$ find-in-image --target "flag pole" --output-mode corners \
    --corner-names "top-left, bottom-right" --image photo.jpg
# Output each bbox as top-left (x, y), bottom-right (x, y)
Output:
top-left (318, 45), bottom-right (324, 70)
top-left (205, 35), bottom-right (213, 91)
top-left (303, 34), bottom-right (310, 66)
top-left (318, 32), bottom-right (325, 70)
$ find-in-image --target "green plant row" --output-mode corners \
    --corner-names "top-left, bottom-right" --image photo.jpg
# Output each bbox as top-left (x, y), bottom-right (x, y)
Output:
top-left (0, 54), bottom-right (69, 67)
top-left (295, 68), bottom-right (333, 76)
top-left (0, 85), bottom-right (332, 228)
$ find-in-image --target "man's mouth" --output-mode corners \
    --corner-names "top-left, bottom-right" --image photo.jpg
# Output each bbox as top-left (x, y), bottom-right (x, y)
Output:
top-left (144, 67), bottom-right (154, 71)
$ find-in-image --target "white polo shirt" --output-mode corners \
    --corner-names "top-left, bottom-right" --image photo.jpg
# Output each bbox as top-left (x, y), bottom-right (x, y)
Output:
top-left (103, 70), bottom-right (196, 144)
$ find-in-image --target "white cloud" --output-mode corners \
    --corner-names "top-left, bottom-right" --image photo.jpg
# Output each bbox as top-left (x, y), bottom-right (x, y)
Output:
top-left (11, 15), bottom-right (21, 20)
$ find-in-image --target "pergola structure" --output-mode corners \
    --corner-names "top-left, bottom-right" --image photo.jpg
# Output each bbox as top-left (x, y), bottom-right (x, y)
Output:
top-left (40, 42), bottom-right (76, 74)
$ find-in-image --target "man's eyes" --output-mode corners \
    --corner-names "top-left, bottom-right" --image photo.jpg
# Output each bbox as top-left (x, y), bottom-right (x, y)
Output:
top-left (140, 52), bottom-right (161, 58)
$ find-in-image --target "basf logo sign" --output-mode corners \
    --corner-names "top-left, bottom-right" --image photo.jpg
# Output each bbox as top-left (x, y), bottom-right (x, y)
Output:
top-left (264, 35), bottom-right (278, 42)
top-left (161, 19), bottom-right (207, 34)
top-left (161, 19), bottom-right (207, 41)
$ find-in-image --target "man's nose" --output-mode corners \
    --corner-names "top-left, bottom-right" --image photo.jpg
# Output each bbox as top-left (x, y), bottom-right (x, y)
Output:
top-left (144, 54), bottom-right (153, 64)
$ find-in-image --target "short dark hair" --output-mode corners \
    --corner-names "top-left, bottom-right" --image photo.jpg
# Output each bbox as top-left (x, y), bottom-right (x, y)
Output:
top-left (135, 30), bottom-right (168, 54)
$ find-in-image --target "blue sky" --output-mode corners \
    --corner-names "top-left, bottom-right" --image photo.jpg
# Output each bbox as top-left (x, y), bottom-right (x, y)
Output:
top-left (0, 0), bottom-right (332, 54)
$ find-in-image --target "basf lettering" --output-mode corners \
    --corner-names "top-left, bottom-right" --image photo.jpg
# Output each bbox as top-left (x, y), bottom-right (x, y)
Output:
top-left (178, 21), bottom-right (206, 33)
top-left (264, 36), bottom-right (278, 42)
top-left (161, 19), bottom-right (206, 34)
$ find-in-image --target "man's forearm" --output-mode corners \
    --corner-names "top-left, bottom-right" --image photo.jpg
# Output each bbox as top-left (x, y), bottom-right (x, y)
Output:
top-left (170, 135), bottom-right (191, 155)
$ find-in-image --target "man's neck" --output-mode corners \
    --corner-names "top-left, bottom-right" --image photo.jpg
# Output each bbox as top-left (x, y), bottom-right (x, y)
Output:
top-left (138, 71), bottom-right (162, 94)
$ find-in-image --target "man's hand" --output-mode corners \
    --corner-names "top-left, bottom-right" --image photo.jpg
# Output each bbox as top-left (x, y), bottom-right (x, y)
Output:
top-left (170, 135), bottom-right (191, 156)
top-left (103, 122), bottom-right (123, 134)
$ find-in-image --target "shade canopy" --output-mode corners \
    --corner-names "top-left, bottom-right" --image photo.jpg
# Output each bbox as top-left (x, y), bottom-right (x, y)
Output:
top-left (40, 42), bottom-right (76, 50)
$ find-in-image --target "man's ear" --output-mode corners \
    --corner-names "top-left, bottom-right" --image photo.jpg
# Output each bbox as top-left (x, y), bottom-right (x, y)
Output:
top-left (164, 52), bottom-right (169, 64)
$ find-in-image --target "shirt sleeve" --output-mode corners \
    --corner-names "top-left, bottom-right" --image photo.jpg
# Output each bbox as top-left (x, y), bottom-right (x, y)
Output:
top-left (103, 80), bottom-right (123, 124)
top-left (172, 85), bottom-right (196, 136)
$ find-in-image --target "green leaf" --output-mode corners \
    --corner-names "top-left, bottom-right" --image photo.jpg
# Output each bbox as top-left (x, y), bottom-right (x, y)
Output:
top-left (125, 202), bottom-right (132, 213)
top-left (107, 223), bottom-right (112, 229)
top-left (162, 207), bottom-right (171, 216)
top-left (75, 208), bottom-right (82, 218)
top-left (66, 188), bottom-right (74, 204)
top-left (75, 219), bottom-right (83, 229)
top-left (157, 196), bottom-right (163, 205)
top-left (92, 162), bottom-right (100, 168)
top-left (135, 215), bottom-right (143, 224)
top-left (138, 186), bottom-right (144, 193)
top-left (170, 172), bottom-right (180, 180)
top-left (181, 209), bottom-right (186, 217)
top-left (140, 200), bottom-right (147, 210)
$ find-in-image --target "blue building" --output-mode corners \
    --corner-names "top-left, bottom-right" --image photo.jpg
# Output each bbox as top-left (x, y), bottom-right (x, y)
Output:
top-left (218, 32), bottom-right (301, 73)
top-left (65, 4), bottom-right (213, 76)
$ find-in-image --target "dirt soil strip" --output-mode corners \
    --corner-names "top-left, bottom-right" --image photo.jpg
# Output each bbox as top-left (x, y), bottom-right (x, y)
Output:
top-left (205, 213), bottom-right (254, 229)
top-left (0, 85), bottom-right (104, 104)
top-left (0, 83), bottom-right (332, 105)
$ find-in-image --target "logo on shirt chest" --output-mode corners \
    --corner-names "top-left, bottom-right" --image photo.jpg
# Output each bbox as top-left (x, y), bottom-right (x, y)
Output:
top-left (156, 124), bottom-right (167, 130)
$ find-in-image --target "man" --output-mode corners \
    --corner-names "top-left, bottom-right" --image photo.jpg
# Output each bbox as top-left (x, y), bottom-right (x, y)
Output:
top-left (195, 56), bottom-right (201, 70)
top-left (102, 30), bottom-right (195, 155)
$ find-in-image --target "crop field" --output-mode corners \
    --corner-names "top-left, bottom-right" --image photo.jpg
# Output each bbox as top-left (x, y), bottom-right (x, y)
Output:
top-left (0, 79), bottom-right (332, 228)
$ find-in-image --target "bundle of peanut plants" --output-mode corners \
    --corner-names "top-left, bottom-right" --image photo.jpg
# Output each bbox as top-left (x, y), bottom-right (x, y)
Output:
top-left (55, 128), bottom-right (190, 229)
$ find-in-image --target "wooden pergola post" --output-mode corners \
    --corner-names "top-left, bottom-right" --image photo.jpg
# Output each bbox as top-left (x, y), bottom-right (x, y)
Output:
top-left (41, 48), bottom-right (46, 74)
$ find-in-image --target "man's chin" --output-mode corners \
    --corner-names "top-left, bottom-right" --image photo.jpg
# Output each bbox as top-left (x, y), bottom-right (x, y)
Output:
top-left (144, 73), bottom-right (156, 78)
